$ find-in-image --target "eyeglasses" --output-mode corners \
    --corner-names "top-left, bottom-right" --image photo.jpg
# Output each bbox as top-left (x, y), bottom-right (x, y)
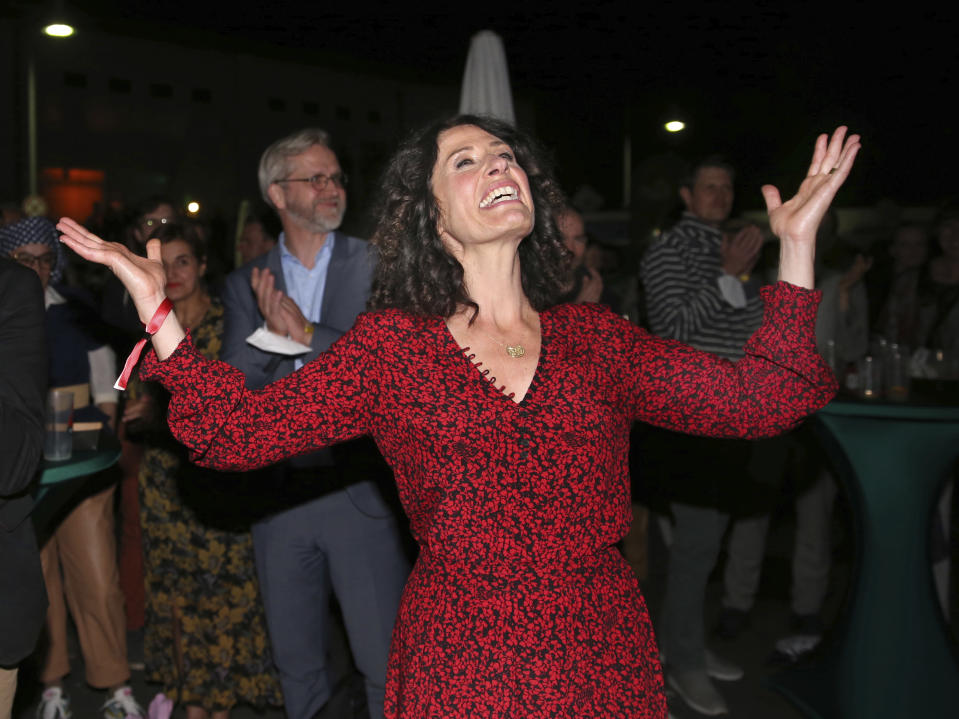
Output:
top-left (11, 251), bottom-right (57, 269)
top-left (274, 172), bottom-right (348, 191)
top-left (141, 217), bottom-right (171, 229)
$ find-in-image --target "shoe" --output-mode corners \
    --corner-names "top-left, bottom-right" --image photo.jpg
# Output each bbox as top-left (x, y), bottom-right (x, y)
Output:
top-left (705, 648), bottom-right (744, 681)
top-left (768, 633), bottom-right (822, 665)
top-left (714, 607), bottom-right (750, 641)
top-left (668, 670), bottom-right (728, 715)
top-left (36, 687), bottom-right (72, 719)
top-left (101, 686), bottom-right (146, 719)
top-left (127, 628), bottom-right (145, 672)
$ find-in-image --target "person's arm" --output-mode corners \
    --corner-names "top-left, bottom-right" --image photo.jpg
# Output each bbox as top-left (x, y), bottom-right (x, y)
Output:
top-left (57, 218), bottom-right (185, 359)
top-left (138, 311), bottom-right (382, 471)
top-left (640, 239), bottom-right (733, 342)
top-left (220, 266), bottom-right (281, 389)
top-left (0, 263), bottom-right (46, 496)
top-left (602, 283), bottom-right (837, 438)
top-left (88, 344), bottom-right (118, 428)
top-left (767, 127), bottom-right (860, 290)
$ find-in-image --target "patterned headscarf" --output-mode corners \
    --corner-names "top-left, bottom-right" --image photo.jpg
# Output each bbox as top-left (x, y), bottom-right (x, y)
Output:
top-left (0, 217), bottom-right (63, 284)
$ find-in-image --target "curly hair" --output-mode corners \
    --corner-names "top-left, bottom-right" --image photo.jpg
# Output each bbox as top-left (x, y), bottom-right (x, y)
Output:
top-left (368, 114), bottom-right (570, 320)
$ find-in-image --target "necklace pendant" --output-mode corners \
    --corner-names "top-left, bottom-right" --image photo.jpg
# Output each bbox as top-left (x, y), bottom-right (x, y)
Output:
top-left (505, 344), bottom-right (525, 358)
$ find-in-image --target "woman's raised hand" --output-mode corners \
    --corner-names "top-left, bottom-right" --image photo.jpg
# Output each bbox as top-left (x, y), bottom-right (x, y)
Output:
top-left (762, 127), bottom-right (860, 246)
top-left (57, 218), bottom-right (185, 359)
top-left (762, 127), bottom-right (861, 288)
top-left (57, 217), bottom-right (167, 322)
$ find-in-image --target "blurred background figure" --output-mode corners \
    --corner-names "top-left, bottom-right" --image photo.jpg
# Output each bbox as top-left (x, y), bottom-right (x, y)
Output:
top-left (870, 222), bottom-right (931, 349)
top-left (236, 204), bottom-right (280, 266)
top-left (220, 128), bottom-right (409, 719)
top-left (97, 196), bottom-right (179, 663)
top-left (0, 218), bottom-right (143, 719)
top-left (640, 155), bottom-right (761, 717)
top-left (0, 257), bottom-right (47, 719)
top-left (556, 205), bottom-right (621, 310)
top-left (124, 222), bottom-right (281, 719)
top-left (919, 203), bottom-right (959, 353)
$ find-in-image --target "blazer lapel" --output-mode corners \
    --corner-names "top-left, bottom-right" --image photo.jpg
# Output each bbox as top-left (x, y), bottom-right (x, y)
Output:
top-left (320, 231), bottom-right (346, 323)
top-left (266, 244), bottom-right (286, 295)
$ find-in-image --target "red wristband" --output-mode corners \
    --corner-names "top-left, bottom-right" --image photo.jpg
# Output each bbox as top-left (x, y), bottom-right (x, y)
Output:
top-left (114, 297), bottom-right (174, 390)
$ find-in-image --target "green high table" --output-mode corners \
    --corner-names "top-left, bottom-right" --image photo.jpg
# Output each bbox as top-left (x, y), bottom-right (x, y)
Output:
top-left (34, 434), bottom-right (121, 538)
top-left (771, 398), bottom-right (959, 718)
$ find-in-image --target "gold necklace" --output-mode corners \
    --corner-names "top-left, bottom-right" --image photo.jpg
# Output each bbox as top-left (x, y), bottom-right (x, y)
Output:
top-left (481, 329), bottom-right (526, 358)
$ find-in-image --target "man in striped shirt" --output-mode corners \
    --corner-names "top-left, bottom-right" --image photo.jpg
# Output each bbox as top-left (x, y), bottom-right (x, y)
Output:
top-left (640, 157), bottom-right (765, 716)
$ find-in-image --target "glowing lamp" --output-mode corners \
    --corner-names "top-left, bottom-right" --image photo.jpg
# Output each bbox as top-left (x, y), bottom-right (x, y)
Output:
top-left (43, 24), bottom-right (75, 37)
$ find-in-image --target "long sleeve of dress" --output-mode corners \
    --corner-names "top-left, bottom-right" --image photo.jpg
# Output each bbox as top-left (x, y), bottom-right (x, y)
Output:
top-left (605, 281), bottom-right (836, 438)
top-left (139, 312), bottom-right (382, 471)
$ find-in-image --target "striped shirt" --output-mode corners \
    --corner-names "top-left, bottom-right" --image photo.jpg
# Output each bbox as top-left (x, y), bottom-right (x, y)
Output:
top-left (640, 212), bottom-right (764, 361)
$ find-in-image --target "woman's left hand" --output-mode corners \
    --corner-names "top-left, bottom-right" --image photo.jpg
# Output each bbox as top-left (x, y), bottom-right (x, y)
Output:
top-left (762, 126), bottom-right (860, 247)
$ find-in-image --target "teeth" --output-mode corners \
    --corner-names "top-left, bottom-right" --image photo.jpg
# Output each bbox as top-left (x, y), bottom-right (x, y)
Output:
top-left (479, 185), bottom-right (518, 208)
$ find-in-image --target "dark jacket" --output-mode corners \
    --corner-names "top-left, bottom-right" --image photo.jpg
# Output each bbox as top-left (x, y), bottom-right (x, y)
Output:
top-left (0, 259), bottom-right (48, 666)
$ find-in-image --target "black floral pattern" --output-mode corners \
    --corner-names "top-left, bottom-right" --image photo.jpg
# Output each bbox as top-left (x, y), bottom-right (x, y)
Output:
top-left (142, 282), bottom-right (835, 718)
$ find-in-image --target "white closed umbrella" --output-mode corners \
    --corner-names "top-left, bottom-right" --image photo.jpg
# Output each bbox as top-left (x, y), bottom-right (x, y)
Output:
top-left (459, 30), bottom-right (515, 125)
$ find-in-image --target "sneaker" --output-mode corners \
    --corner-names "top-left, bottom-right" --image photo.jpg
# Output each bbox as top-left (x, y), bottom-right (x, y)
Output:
top-left (714, 607), bottom-right (750, 640)
top-left (36, 687), bottom-right (72, 719)
top-left (705, 648), bottom-right (744, 681)
top-left (127, 628), bottom-right (145, 672)
top-left (768, 633), bottom-right (822, 665)
top-left (101, 686), bottom-right (145, 719)
top-left (667, 670), bottom-right (729, 715)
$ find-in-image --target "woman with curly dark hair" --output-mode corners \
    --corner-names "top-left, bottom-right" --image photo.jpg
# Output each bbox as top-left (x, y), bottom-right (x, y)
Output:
top-left (369, 114), bottom-right (569, 319)
top-left (59, 116), bottom-right (859, 719)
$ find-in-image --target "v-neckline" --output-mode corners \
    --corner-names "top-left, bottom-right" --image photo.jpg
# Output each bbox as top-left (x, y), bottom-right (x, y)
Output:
top-left (439, 310), bottom-right (550, 407)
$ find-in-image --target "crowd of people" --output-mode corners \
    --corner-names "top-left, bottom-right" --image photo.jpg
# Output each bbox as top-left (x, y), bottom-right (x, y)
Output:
top-left (0, 113), bottom-right (953, 719)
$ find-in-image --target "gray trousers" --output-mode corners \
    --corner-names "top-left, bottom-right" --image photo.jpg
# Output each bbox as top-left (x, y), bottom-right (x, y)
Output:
top-left (252, 482), bottom-right (409, 719)
top-left (660, 502), bottom-right (729, 672)
top-left (721, 471), bottom-right (837, 617)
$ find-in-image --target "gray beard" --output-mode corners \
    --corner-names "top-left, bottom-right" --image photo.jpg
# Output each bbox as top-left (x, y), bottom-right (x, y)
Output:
top-left (288, 205), bottom-right (344, 234)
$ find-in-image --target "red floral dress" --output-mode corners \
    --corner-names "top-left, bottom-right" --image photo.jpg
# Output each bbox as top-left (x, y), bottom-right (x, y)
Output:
top-left (141, 282), bottom-right (835, 718)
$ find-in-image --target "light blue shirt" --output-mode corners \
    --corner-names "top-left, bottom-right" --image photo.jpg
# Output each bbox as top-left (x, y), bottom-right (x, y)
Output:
top-left (278, 231), bottom-right (335, 369)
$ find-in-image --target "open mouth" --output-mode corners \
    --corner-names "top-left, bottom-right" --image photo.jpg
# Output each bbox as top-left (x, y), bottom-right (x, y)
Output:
top-left (479, 184), bottom-right (519, 208)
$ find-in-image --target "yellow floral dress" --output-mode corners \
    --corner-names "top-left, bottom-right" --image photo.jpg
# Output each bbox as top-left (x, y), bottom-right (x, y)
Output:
top-left (138, 300), bottom-right (282, 712)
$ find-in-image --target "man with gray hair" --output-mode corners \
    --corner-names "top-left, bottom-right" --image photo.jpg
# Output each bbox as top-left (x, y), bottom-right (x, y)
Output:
top-left (221, 129), bottom-right (409, 719)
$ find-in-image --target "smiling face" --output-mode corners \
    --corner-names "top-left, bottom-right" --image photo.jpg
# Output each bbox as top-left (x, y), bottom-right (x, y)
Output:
top-left (268, 144), bottom-right (346, 234)
top-left (161, 239), bottom-right (206, 303)
top-left (431, 124), bottom-right (533, 254)
top-left (680, 166), bottom-right (734, 227)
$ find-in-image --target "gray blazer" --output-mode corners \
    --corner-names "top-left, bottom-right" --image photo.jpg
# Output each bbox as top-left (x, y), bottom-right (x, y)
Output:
top-left (221, 231), bottom-right (373, 389)
top-left (220, 232), bottom-right (374, 473)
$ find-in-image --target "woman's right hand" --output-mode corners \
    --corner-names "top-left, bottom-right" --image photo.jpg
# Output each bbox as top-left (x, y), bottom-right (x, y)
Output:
top-left (57, 218), bottom-right (185, 359)
top-left (58, 218), bottom-right (167, 322)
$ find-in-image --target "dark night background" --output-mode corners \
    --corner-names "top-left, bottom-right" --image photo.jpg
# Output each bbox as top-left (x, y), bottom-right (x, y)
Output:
top-left (6, 1), bottom-right (959, 213)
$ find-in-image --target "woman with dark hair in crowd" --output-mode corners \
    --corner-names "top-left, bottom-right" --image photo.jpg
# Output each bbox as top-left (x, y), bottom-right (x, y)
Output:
top-left (58, 115), bottom-right (858, 718)
top-left (870, 221), bottom-right (931, 348)
top-left (123, 222), bottom-right (280, 719)
top-left (919, 204), bottom-right (959, 353)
